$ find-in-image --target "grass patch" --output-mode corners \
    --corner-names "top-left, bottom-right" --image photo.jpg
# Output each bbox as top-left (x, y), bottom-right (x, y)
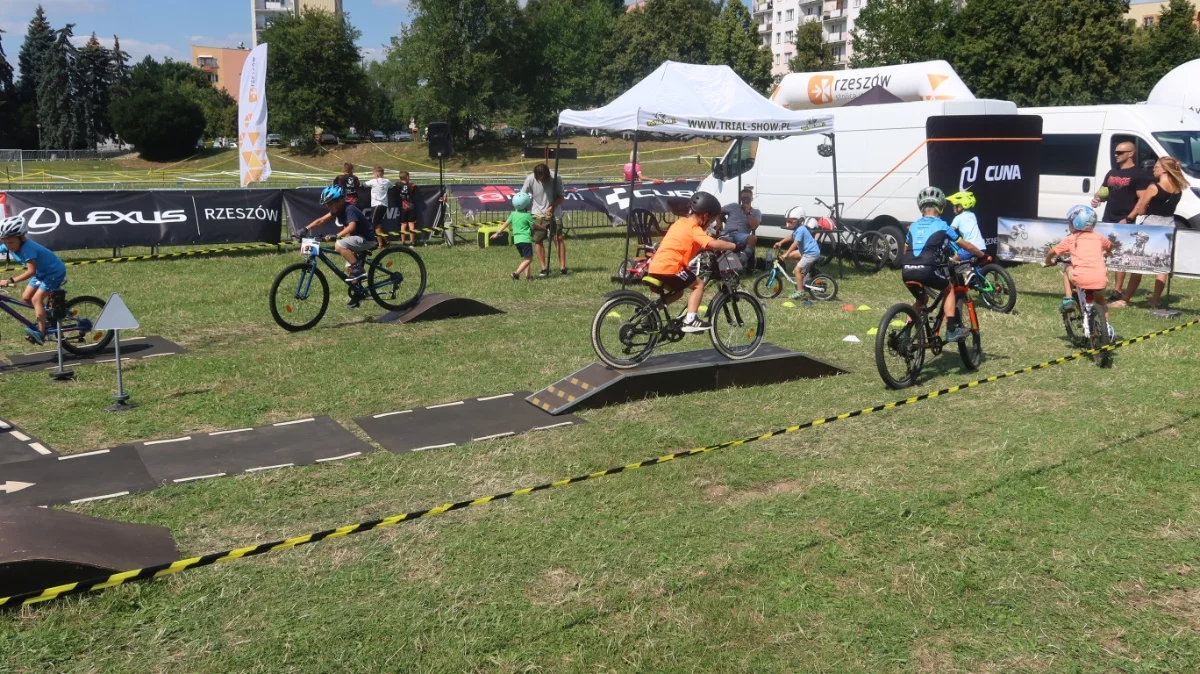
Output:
top-left (3, 235), bottom-right (1200, 672)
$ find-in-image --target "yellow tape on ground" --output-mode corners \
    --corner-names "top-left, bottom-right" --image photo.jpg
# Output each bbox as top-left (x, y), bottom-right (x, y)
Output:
top-left (2, 318), bottom-right (1195, 609)
top-left (2, 243), bottom-right (285, 272)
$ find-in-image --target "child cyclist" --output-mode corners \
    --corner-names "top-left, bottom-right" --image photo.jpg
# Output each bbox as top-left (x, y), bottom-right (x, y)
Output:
top-left (645, 192), bottom-right (741, 332)
top-left (772, 205), bottom-right (822, 300)
top-left (303, 185), bottom-right (377, 307)
top-left (1043, 205), bottom-right (1112, 322)
top-left (0, 215), bottom-right (68, 345)
top-left (492, 192), bottom-right (535, 280)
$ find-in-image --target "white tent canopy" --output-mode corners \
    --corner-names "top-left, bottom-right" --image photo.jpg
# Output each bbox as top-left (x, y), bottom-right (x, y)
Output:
top-left (559, 61), bottom-right (834, 138)
top-left (1148, 58), bottom-right (1200, 116)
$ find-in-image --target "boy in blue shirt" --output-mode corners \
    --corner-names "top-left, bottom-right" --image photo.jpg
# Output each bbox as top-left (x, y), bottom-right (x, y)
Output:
top-left (900, 188), bottom-right (985, 342)
top-left (773, 206), bottom-right (824, 300)
top-left (0, 215), bottom-right (68, 345)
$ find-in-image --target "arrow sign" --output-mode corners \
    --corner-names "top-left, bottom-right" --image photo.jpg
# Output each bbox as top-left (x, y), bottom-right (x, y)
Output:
top-left (1, 481), bottom-right (34, 494)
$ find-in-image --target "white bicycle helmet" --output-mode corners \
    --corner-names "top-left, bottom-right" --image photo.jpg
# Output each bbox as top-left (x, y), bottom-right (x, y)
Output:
top-left (784, 206), bottom-right (806, 227)
top-left (0, 215), bottom-right (28, 238)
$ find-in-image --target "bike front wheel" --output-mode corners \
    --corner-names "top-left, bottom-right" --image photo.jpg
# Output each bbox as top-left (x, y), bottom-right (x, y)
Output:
top-left (956, 296), bottom-right (982, 371)
top-left (270, 263), bottom-right (329, 332)
top-left (57, 295), bottom-right (114, 356)
top-left (591, 294), bottom-right (661, 369)
top-left (875, 303), bottom-right (925, 389)
top-left (977, 263), bottom-right (1017, 313)
top-left (809, 274), bottom-right (839, 301)
top-left (1088, 309), bottom-right (1113, 368)
top-left (850, 231), bottom-right (888, 273)
top-left (368, 246), bottom-right (427, 312)
top-left (709, 289), bottom-right (765, 360)
top-left (753, 271), bottom-right (783, 299)
top-left (1062, 301), bottom-right (1086, 347)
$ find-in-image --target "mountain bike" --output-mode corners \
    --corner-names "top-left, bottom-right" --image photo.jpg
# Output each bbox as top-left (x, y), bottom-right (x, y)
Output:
top-left (0, 287), bottom-right (113, 355)
top-left (874, 265), bottom-right (983, 389)
top-left (810, 197), bottom-right (888, 273)
top-left (590, 249), bottom-right (766, 369)
top-left (958, 258), bottom-right (1018, 313)
top-left (269, 237), bottom-right (427, 332)
top-left (1049, 256), bottom-right (1114, 367)
top-left (752, 249), bottom-right (838, 301)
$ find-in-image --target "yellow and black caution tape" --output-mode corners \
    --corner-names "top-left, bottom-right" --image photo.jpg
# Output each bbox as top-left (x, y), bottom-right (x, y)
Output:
top-left (2, 318), bottom-right (1195, 610)
top-left (2, 243), bottom-right (286, 272)
top-left (377, 219), bottom-right (507, 239)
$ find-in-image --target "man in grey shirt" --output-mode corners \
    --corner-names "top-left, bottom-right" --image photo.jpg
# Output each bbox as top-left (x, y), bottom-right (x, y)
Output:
top-left (521, 163), bottom-right (567, 276)
top-left (720, 186), bottom-right (760, 263)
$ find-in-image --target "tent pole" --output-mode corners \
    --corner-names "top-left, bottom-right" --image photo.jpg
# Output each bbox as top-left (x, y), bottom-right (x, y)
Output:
top-left (623, 131), bottom-right (639, 288)
top-left (828, 132), bottom-right (844, 280)
top-left (736, 137), bottom-right (742, 195)
top-left (548, 126), bottom-right (562, 271)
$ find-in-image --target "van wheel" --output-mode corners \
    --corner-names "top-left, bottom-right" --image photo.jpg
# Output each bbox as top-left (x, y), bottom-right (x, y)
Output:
top-left (877, 225), bottom-right (905, 268)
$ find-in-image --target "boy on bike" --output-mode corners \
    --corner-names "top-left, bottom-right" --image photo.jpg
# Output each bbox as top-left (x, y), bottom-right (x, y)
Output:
top-left (645, 192), bottom-right (741, 332)
top-left (303, 185), bottom-right (376, 307)
top-left (0, 215), bottom-right (67, 345)
top-left (492, 192), bottom-right (535, 280)
top-left (773, 205), bottom-right (822, 300)
top-left (900, 187), bottom-right (986, 343)
top-left (1043, 205), bottom-right (1112, 321)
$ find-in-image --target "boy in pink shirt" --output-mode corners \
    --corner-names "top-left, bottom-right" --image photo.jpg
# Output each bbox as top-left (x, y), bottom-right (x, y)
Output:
top-left (1044, 205), bottom-right (1112, 319)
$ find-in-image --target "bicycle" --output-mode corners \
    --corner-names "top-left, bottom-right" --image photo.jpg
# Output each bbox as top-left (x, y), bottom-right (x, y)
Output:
top-left (958, 258), bottom-right (1018, 313)
top-left (1049, 256), bottom-right (1114, 367)
top-left (1009, 223), bottom-right (1029, 241)
top-left (0, 286), bottom-right (113, 355)
top-left (269, 236), bottom-right (427, 332)
top-left (752, 249), bottom-right (838, 302)
top-left (810, 197), bottom-right (888, 273)
top-left (590, 249), bottom-right (766, 369)
top-left (874, 263), bottom-right (983, 389)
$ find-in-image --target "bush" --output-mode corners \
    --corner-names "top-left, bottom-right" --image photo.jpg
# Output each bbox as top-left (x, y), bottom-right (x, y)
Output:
top-left (109, 90), bottom-right (206, 161)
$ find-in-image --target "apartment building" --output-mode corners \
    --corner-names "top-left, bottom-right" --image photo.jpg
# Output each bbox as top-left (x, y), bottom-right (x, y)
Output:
top-left (191, 45), bottom-right (250, 95)
top-left (251, 0), bottom-right (344, 46)
top-left (1127, 0), bottom-right (1200, 28)
top-left (753, 0), bottom-right (865, 78)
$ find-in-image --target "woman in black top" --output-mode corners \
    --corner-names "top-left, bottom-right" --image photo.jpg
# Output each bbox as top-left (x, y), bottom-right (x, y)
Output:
top-left (1112, 157), bottom-right (1188, 309)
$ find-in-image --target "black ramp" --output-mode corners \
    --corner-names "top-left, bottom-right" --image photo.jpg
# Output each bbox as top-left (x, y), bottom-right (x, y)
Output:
top-left (0, 446), bottom-right (157, 507)
top-left (134, 416), bottom-right (373, 484)
top-left (527, 343), bottom-right (847, 415)
top-left (376, 293), bottom-right (504, 324)
top-left (0, 506), bottom-right (179, 597)
top-left (1, 335), bottom-right (186, 374)
top-left (355, 391), bottom-right (584, 455)
top-left (0, 419), bottom-right (56, 464)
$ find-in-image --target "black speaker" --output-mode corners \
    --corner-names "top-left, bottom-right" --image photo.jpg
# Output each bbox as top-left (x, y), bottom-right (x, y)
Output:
top-left (428, 122), bottom-right (452, 159)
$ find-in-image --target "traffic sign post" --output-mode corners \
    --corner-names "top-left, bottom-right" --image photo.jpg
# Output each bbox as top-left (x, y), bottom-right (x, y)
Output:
top-left (94, 293), bottom-right (140, 412)
top-left (48, 318), bottom-right (74, 382)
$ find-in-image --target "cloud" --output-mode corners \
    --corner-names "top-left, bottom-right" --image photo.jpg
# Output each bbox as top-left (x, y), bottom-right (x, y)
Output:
top-left (69, 34), bottom-right (178, 61)
top-left (359, 46), bottom-right (391, 63)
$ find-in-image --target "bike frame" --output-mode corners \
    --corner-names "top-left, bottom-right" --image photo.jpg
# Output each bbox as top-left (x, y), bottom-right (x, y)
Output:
top-left (0, 291), bottom-right (85, 337)
top-left (296, 244), bottom-right (399, 298)
top-left (766, 258), bottom-right (821, 292)
top-left (915, 277), bottom-right (979, 347)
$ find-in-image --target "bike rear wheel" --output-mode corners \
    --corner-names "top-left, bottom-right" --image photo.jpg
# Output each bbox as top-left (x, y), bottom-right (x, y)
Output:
top-left (956, 296), bottom-right (983, 371)
top-left (368, 246), bottom-right (427, 312)
top-left (977, 263), bottom-right (1017, 313)
top-left (57, 295), bottom-right (114, 356)
top-left (753, 271), bottom-right (783, 299)
top-left (270, 263), bottom-right (329, 332)
top-left (850, 231), bottom-right (888, 273)
top-left (809, 274), bottom-right (838, 301)
top-left (591, 294), bottom-right (661, 369)
top-left (709, 289), bottom-right (765, 360)
top-left (875, 303), bottom-right (925, 389)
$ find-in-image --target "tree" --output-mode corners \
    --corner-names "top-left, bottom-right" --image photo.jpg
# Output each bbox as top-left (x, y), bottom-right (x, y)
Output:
top-left (709, 0), bottom-right (773, 92)
top-left (108, 35), bottom-right (130, 98)
top-left (1124, 0), bottom-right (1200, 100)
top-left (15, 5), bottom-right (55, 148)
top-left (36, 25), bottom-right (76, 149)
top-left (849, 0), bottom-right (957, 68)
top-left (109, 89), bottom-right (205, 160)
top-left (789, 20), bottom-right (835, 74)
top-left (0, 28), bottom-right (16, 148)
top-left (126, 56), bottom-right (236, 141)
top-left (260, 8), bottom-right (368, 138)
top-left (604, 0), bottom-right (719, 98)
top-left (522, 0), bottom-right (620, 124)
top-left (74, 34), bottom-right (112, 148)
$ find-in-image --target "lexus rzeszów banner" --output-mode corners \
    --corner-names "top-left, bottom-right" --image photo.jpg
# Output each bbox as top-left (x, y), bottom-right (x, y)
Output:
top-left (3, 190), bottom-right (284, 250)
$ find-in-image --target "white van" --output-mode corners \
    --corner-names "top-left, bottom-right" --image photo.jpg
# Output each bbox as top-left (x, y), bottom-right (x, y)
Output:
top-left (700, 98), bottom-right (1018, 258)
top-left (1019, 105), bottom-right (1200, 228)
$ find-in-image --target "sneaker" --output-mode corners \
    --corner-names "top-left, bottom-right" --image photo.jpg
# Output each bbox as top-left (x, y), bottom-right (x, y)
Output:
top-left (347, 297), bottom-right (361, 309)
top-left (512, 272), bottom-right (520, 281)
top-left (681, 317), bottom-right (712, 333)
top-left (788, 291), bottom-right (806, 300)
top-left (538, 269), bottom-right (550, 278)
top-left (24, 327), bottom-right (46, 345)
top-left (1059, 298), bottom-right (1076, 314)
top-left (1109, 299), bottom-right (1128, 309)
top-left (944, 325), bottom-right (970, 342)
top-left (560, 268), bottom-right (569, 276)
top-left (346, 265), bottom-right (366, 282)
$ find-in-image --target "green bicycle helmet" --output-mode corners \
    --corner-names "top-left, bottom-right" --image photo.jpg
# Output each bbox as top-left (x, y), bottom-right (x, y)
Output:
top-left (946, 190), bottom-right (976, 210)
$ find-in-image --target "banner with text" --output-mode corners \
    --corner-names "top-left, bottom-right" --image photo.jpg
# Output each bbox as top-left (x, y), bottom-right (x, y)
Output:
top-left (3, 190), bottom-right (283, 250)
top-left (998, 216), bottom-right (1175, 275)
top-left (449, 181), bottom-right (699, 223)
top-left (281, 186), bottom-right (445, 238)
top-left (238, 43), bottom-right (271, 186)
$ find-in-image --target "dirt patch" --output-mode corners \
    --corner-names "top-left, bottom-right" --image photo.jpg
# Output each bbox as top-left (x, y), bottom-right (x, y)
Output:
top-left (527, 568), bottom-right (588, 607)
top-left (1119, 579), bottom-right (1200, 632)
top-left (910, 635), bottom-right (955, 673)
top-left (703, 479), bottom-right (804, 505)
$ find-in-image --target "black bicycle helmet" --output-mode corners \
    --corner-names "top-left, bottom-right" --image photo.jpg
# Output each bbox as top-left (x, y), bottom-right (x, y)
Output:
top-left (689, 191), bottom-right (722, 218)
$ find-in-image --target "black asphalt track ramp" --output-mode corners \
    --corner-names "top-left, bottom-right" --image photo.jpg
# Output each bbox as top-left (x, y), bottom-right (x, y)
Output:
top-left (1, 335), bottom-right (186, 374)
top-left (0, 419), bottom-right (55, 464)
top-left (375, 293), bottom-right (504, 324)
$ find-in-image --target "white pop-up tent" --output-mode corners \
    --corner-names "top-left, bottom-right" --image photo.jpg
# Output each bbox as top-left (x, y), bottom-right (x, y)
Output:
top-left (1148, 58), bottom-right (1200, 117)
top-left (558, 61), bottom-right (834, 278)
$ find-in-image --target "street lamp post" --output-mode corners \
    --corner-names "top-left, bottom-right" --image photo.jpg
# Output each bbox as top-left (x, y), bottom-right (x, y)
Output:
top-left (36, 123), bottom-right (42, 150)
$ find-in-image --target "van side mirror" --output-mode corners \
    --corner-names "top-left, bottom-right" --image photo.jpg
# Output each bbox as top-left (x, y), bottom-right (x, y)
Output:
top-left (711, 158), bottom-right (724, 181)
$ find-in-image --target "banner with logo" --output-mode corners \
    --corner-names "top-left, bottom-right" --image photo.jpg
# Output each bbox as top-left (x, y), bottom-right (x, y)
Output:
top-left (998, 217), bottom-right (1174, 275)
top-left (3, 190), bottom-right (283, 249)
top-left (448, 181), bottom-right (700, 223)
top-left (238, 43), bottom-right (271, 186)
top-left (281, 186), bottom-right (444, 238)
top-left (926, 115), bottom-right (1042, 254)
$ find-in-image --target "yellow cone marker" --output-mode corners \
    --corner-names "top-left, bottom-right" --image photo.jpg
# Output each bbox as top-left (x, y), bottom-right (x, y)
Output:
top-left (607, 312), bottom-right (622, 320)
top-left (867, 327), bottom-right (878, 335)
top-left (857, 305), bottom-right (871, 311)
top-left (890, 320), bottom-right (905, 328)
top-left (782, 301), bottom-right (796, 308)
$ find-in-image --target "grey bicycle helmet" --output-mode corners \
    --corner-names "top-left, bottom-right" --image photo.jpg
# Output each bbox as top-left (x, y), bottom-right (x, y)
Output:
top-left (689, 191), bottom-right (722, 218)
top-left (0, 215), bottom-right (28, 238)
top-left (917, 186), bottom-right (946, 212)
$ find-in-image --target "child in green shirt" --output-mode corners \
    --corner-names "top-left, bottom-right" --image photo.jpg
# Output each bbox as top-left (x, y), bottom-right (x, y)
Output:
top-left (493, 191), bottom-right (536, 280)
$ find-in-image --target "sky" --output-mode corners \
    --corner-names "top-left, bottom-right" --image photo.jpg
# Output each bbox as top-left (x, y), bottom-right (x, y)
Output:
top-left (0, 0), bottom-right (414, 76)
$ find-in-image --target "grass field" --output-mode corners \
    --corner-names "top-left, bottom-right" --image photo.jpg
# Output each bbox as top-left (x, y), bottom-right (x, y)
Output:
top-left (2, 233), bottom-right (1200, 672)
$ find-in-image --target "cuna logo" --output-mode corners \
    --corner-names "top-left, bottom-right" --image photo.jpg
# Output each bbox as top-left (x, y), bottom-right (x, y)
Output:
top-left (808, 76), bottom-right (834, 105)
top-left (959, 156), bottom-right (1022, 191)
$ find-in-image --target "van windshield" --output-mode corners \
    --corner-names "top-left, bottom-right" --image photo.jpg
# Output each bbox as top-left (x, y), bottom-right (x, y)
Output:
top-left (1153, 132), bottom-right (1200, 179)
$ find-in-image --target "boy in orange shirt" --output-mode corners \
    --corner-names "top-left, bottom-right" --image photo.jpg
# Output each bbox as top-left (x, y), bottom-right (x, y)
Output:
top-left (1043, 205), bottom-right (1112, 321)
top-left (645, 192), bottom-right (741, 332)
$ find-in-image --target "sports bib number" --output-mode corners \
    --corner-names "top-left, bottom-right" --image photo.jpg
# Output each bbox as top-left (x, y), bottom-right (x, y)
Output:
top-left (300, 238), bottom-right (320, 257)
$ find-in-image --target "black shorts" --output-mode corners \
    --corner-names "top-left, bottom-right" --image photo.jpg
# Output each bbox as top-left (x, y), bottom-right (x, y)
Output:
top-left (901, 264), bottom-right (948, 300)
top-left (370, 205), bottom-right (386, 226)
top-left (646, 268), bottom-right (697, 294)
top-left (515, 242), bottom-right (533, 258)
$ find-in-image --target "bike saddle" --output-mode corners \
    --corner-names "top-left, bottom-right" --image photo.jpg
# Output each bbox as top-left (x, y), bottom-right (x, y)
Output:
top-left (640, 276), bottom-right (669, 295)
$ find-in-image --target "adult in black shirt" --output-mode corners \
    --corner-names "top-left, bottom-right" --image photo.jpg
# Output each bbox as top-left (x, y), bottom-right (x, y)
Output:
top-left (335, 163), bottom-right (362, 205)
top-left (394, 171), bottom-right (421, 245)
top-left (1093, 142), bottom-right (1152, 223)
top-left (1112, 156), bottom-right (1188, 309)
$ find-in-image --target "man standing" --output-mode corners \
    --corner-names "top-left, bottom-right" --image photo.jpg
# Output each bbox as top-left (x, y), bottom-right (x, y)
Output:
top-left (522, 163), bottom-right (567, 276)
top-left (1092, 141), bottom-right (1151, 303)
top-left (720, 186), bottom-right (760, 265)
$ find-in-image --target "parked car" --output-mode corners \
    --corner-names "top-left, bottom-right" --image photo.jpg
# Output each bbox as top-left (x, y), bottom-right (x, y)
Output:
top-left (391, 131), bottom-right (413, 142)
top-left (196, 139), bottom-right (207, 150)
top-left (318, 133), bottom-right (338, 145)
top-left (289, 137), bottom-right (303, 148)
top-left (266, 133), bottom-right (282, 146)
top-left (371, 130), bottom-right (387, 142)
top-left (523, 127), bottom-right (545, 139)
top-left (499, 126), bottom-right (521, 140)
top-left (344, 132), bottom-right (362, 144)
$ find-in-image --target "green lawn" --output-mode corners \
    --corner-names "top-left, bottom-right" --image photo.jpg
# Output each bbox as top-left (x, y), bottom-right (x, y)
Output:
top-left (2, 234), bottom-right (1200, 672)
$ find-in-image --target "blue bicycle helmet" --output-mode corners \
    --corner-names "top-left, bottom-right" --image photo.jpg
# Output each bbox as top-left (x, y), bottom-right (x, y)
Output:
top-left (511, 192), bottom-right (532, 212)
top-left (320, 184), bottom-right (345, 204)
top-left (1066, 204), bottom-right (1097, 232)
